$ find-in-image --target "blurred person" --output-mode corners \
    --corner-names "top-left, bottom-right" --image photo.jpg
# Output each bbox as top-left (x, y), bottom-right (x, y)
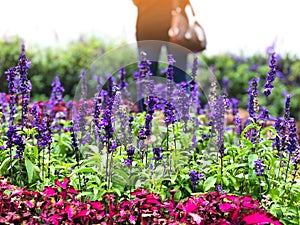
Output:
top-left (132, 0), bottom-right (190, 111)
top-left (132, 0), bottom-right (189, 83)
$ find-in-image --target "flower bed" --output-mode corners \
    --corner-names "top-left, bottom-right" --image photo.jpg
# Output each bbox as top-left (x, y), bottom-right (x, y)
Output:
top-left (0, 44), bottom-right (299, 224)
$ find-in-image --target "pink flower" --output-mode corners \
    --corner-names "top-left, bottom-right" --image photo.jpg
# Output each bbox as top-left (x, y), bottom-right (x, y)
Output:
top-left (90, 201), bottom-right (105, 211)
top-left (219, 202), bottom-right (233, 212)
top-left (54, 177), bottom-right (70, 189)
top-left (242, 211), bottom-right (282, 225)
top-left (42, 187), bottom-right (56, 196)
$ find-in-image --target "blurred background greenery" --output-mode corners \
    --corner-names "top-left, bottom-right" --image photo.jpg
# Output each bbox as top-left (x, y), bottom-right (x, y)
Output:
top-left (1, 35), bottom-right (299, 120)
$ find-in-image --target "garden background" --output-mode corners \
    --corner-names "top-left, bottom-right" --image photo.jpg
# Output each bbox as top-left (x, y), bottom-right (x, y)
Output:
top-left (0, 0), bottom-right (300, 224)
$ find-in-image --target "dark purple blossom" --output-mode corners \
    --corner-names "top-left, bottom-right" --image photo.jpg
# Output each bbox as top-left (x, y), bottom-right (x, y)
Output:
top-left (5, 68), bottom-right (18, 126)
top-left (254, 158), bottom-right (264, 176)
top-left (190, 134), bottom-right (197, 149)
top-left (163, 100), bottom-right (176, 126)
top-left (176, 82), bottom-right (190, 129)
top-left (49, 76), bottom-right (64, 117)
top-left (247, 78), bottom-right (259, 120)
top-left (144, 96), bottom-right (158, 136)
top-left (263, 52), bottom-right (277, 97)
top-left (273, 117), bottom-right (285, 151)
top-left (137, 127), bottom-right (146, 140)
top-left (284, 94), bottom-right (292, 123)
top-left (258, 107), bottom-right (270, 121)
top-left (16, 44), bottom-right (32, 126)
top-left (118, 67), bottom-right (128, 90)
top-left (230, 98), bottom-right (239, 116)
top-left (125, 145), bottom-right (135, 165)
top-left (287, 118), bottom-right (298, 155)
top-left (189, 170), bottom-right (204, 191)
top-left (222, 77), bottom-right (231, 93)
top-left (152, 147), bottom-right (164, 161)
top-left (110, 140), bottom-right (118, 153)
top-left (213, 95), bottom-right (226, 158)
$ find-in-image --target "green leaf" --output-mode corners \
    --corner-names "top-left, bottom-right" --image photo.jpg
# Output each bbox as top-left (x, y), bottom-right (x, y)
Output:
top-left (113, 169), bottom-right (129, 184)
top-left (248, 154), bottom-right (258, 169)
top-left (222, 176), bottom-right (229, 186)
top-left (180, 133), bottom-right (191, 148)
top-left (25, 157), bottom-right (34, 183)
top-left (0, 157), bottom-right (11, 174)
top-left (175, 190), bottom-right (182, 200)
top-left (71, 167), bottom-right (99, 175)
top-left (203, 176), bottom-right (217, 192)
top-left (224, 163), bottom-right (247, 172)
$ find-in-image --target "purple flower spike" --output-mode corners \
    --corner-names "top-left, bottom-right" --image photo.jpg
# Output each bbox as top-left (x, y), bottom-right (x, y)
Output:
top-left (152, 147), bottom-right (164, 161)
top-left (254, 158), bottom-right (264, 176)
top-left (189, 170), bottom-right (204, 191)
top-left (287, 118), bottom-right (298, 155)
top-left (247, 78), bottom-right (259, 120)
top-left (263, 52), bottom-right (277, 97)
top-left (125, 145), bottom-right (135, 165)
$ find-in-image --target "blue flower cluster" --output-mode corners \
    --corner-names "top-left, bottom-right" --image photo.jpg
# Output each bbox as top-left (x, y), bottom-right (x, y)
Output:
top-left (125, 145), bottom-right (135, 166)
top-left (254, 158), bottom-right (264, 176)
top-left (152, 147), bottom-right (164, 161)
top-left (189, 170), bottom-right (204, 191)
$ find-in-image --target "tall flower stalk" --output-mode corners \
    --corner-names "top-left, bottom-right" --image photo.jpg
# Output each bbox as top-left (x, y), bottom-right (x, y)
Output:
top-left (254, 158), bottom-right (264, 200)
top-left (263, 52), bottom-right (277, 97)
top-left (17, 44), bottom-right (31, 128)
top-left (285, 117), bottom-right (298, 182)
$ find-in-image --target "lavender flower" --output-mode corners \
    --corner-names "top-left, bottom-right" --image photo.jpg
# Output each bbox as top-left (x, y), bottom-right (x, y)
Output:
top-left (166, 54), bottom-right (175, 82)
top-left (247, 78), bottom-right (259, 120)
top-left (144, 96), bottom-right (158, 136)
top-left (110, 140), bottom-right (118, 153)
top-left (189, 170), bottom-right (204, 191)
top-left (213, 95), bottom-right (226, 158)
top-left (163, 100), bottom-right (176, 126)
top-left (17, 44), bottom-right (32, 126)
top-left (287, 118), bottom-right (298, 155)
top-left (138, 51), bottom-right (152, 79)
top-left (138, 127), bottom-right (146, 140)
top-left (273, 117), bottom-right (285, 152)
top-left (263, 52), bottom-right (277, 97)
top-left (49, 76), bottom-right (65, 118)
top-left (222, 77), bottom-right (231, 93)
top-left (166, 54), bottom-right (176, 101)
top-left (70, 121), bottom-right (79, 154)
top-left (254, 158), bottom-right (264, 176)
top-left (190, 134), bottom-right (197, 149)
top-left (118, 67), bottom-right (128, 90)
top-left (230, 98), bottom-right (239, 116)
top-left (258, 107), bottom-right (270, 121)
top-left (176, 82), bottom-right (190, 129)
top-left (125, 145), bottom-right (135, 165)
top-left (234, 114), bottom-right (243, 138)
top-left (284, 94), bottom-right (292, 123)
top-left (5, 67), bottom-right (18, 126)
top-left (35, 116), bottom-right (52, 150)
top-left (6, 126), bottom-right (26, 159)
top-left (152, 147), bottom-right (164, 161)
top-left (99, 104), bottom-right (114, 141)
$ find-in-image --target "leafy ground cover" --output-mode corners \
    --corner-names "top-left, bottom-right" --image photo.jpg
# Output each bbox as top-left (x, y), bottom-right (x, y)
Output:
top-left (0, 43), bottom-right (299, 224)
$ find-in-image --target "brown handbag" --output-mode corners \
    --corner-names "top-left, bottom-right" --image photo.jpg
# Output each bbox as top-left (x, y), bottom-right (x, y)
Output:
top-left (168, 1), bottom-right (207, 53)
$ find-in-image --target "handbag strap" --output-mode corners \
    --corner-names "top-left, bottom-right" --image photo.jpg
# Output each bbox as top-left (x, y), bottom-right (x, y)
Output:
top-left (187, 0), bottom-right (196, 17)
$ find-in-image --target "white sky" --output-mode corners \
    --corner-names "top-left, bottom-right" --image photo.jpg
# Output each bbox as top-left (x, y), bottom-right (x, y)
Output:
top-left (1, 0), bottom-right (300, 56)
